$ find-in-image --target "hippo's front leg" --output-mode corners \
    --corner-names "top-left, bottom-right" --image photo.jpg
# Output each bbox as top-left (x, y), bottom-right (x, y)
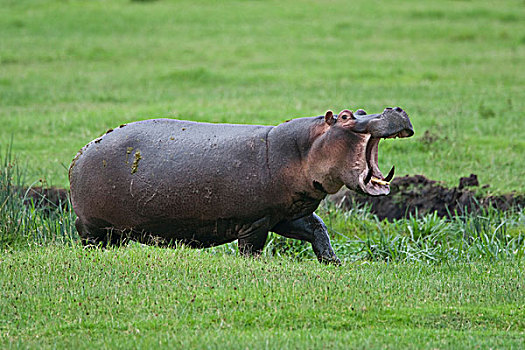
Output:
top-left (272, 213), bottom-right (340, 264)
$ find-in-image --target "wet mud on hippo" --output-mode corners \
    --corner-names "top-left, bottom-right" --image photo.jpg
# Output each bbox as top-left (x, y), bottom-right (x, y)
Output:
top-left (69, 107), bottom-right (414, 263)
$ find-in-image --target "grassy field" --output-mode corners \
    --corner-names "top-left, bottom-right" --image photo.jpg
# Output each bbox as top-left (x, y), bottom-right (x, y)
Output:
top-left (1, 0), bottom-right (525, 348)
top-left (0, 0), bottom-right (524, 191)
top-left (1, 246), bottom-right (524, 349)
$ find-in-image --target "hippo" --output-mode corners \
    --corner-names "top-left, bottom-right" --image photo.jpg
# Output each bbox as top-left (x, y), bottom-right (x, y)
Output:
top-left (69, 107), bottom-right (414, 263)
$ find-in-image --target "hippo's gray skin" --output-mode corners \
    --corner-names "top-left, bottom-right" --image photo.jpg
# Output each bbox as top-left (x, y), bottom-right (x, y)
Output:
top-left (69, 107), bottom-right (414, 263)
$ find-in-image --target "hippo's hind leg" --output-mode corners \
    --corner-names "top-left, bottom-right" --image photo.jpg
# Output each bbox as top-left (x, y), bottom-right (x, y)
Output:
top-left (237, 217), bottom-right (270, 256)
top-left (272, 213), bottom-right (340, 264)
top-left (75, 217), bottom-right (124, 248)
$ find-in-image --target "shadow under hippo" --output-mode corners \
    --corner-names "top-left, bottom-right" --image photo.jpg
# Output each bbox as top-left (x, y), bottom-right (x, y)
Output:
top-left (69, 107), bottom-right (414, 264)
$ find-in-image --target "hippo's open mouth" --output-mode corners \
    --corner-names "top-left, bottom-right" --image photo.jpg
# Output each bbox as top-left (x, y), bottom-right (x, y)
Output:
top-left (360, 131), bottom-right (411, 196)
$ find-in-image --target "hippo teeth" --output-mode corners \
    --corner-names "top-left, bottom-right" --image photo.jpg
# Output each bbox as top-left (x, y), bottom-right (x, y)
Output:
top-left (384, 165), bottom-right (395, 182)
top-left (368, 166), bottom-right (394, 186)
top-left (371, 177), bottom-right (390, 186)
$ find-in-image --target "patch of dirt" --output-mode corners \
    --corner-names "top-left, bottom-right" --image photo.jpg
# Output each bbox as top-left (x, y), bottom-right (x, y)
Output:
top-left (329, 174), bottom-right (524, 221)
top-left (419, 130), bottom-right (440, 146)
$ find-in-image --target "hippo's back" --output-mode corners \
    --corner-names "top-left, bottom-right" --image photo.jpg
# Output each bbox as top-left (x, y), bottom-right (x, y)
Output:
top-left (69, 119), bottom-right (274, 231)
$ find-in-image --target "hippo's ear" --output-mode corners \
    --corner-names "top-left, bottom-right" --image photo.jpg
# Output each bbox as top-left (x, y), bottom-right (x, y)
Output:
top-left (337, 109), bottom-right (355, 121)
top-left (324, 110), bottom-right (336, 126)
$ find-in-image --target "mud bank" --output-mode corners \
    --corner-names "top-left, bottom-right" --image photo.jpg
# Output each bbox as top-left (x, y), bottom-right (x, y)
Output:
top-left (328, 174), bottom-right (524, 221)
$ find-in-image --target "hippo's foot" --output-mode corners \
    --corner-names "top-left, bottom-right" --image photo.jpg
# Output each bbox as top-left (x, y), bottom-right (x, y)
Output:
top-left (75, 217), bottom-right (125, 248)
top-left (311, 227), bottom-right (340, 265)
top-left (316, 250), bottom-right (341, 265)
top-left (271, 213), bottom-right (340, 265)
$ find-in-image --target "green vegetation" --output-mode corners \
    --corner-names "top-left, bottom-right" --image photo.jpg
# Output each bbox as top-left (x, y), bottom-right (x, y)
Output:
top-left (1, 0), bottom-right (524, 348)
top-left (1, 246), bottom-right (524, 349)
top-left (0, 0), bottom-right (524, 191)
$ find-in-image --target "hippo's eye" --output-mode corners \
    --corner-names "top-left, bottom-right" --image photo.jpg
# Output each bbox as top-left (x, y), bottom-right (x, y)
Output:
top-left (341, 115), bottom-right (347, 120)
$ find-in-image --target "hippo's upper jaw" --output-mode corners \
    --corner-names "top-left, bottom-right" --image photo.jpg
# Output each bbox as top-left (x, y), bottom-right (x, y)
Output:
top-left (356, 107), bottom-right (414, 196)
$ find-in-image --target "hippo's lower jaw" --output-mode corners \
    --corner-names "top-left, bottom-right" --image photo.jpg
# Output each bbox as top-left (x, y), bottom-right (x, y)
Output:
top-left (359, 131), bottom-right (409, 196)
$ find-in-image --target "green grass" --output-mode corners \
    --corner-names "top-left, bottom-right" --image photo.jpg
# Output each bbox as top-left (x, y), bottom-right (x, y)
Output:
top-left (1, 246), bottom-right (524, 349)
top-left (0, 0), bottom-right (524, 191)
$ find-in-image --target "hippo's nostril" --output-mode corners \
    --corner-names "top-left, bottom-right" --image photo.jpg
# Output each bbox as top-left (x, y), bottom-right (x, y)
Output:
top-left (400, 128), bottom-right (414, 138)
top-left (394, 107), bottom-right (403, 113)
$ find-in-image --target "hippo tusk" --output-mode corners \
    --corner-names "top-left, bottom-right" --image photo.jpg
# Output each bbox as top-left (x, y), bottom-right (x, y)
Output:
top-left (384, 165), bottom-right (395, 182)
top-left (371, 177), bottom-right (390, 186)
